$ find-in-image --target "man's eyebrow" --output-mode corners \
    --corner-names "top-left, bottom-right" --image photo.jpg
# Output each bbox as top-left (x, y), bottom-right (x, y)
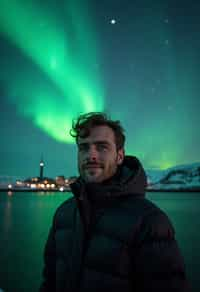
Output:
top-left (94, 141), bottom-right (110, 145)
top-left (78, 140), bottom-right (110, 146)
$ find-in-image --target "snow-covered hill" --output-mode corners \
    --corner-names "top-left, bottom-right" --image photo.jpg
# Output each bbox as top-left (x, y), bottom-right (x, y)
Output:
top-left (146, 162), bottom-right (200, 191)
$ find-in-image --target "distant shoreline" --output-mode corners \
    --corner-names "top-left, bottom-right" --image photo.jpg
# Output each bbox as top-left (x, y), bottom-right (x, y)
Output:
top-left (0, 188), bottom-right (70, 192)
top-left (0, 188), bottom-right (199, 193)
top-left (146, 188), bottom-right (200, 192)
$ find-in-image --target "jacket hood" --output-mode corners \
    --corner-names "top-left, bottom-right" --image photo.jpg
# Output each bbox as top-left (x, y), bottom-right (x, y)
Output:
top-left (70, 156), bottom-right (147, 203)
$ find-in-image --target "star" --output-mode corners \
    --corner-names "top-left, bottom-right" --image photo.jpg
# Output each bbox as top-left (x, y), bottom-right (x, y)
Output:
top-left (110, 19), bottom-right (116, 24)
top-left (164, 19), bottom-right (169, 24)
top-left (167, 105), bottom-right (173, 111)
top-left (156, 79), bottom-right (161, 84)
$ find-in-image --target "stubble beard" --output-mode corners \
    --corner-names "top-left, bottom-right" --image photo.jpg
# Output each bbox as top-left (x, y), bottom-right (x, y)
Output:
top-left (79, 157), bottom-right (119, 183)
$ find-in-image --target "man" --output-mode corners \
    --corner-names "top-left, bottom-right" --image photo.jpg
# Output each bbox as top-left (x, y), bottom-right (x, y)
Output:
top-left (40, 112), bottom-right (190, 292)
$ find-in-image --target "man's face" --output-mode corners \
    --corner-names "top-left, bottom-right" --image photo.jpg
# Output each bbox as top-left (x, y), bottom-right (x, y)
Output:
top-left (77, 125), bottom-right (124, 183)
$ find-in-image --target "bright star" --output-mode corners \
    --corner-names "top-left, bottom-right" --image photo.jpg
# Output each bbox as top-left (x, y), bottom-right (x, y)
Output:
top-left (110, 19), bottom-right (116, 24)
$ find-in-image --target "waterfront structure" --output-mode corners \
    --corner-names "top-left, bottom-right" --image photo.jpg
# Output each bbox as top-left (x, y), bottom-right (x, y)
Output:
top-left (56, 176), bottom-right (65, 187)
top-left (21, 158), bottom-right (56, 190)
top-left (40, 159), bottom-right (44, 180)
top-left (0, 158), bottom-right (70, 192)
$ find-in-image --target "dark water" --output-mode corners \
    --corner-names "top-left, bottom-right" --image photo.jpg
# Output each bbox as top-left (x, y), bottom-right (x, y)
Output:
top-left (0, 191), bottom-right (199, 292)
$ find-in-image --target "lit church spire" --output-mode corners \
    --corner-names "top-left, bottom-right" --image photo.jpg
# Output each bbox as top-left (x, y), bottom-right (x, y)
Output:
top-left (40, 155), bottom-right (44, 180)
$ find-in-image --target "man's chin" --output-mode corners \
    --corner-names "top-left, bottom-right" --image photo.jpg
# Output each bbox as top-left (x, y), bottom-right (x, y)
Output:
top-left (84, 175), bottom-right (102, 183)
top-left (83, 171), bottom-right (103, 183)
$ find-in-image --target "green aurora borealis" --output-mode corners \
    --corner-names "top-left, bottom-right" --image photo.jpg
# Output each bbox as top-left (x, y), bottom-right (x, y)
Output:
top-left (0, 0), bottom-right (104, 143)
top-left (0, 0), bottom-right (200, 177)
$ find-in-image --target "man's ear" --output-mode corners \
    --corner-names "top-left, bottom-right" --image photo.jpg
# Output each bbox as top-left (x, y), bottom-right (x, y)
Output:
top-left (117, 148), bottom-right (124, 165)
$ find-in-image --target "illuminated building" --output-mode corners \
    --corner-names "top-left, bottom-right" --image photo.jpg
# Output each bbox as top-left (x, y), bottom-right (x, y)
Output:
top-left (23, 158), bottom-right (56, 189)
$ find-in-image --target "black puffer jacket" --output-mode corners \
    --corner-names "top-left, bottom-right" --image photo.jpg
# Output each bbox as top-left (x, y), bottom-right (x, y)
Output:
top-left (40, 156), bottom-right (190, 292)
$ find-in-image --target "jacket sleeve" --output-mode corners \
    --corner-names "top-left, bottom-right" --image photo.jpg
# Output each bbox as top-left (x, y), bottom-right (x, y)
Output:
top-left (129, 211), bottom-right (191, 292)
top-left (39, 225), bottom-right (56, 292)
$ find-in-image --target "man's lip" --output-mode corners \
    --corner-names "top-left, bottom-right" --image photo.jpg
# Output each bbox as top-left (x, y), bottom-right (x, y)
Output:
top-left (84, 165), bottom-right (102, 169)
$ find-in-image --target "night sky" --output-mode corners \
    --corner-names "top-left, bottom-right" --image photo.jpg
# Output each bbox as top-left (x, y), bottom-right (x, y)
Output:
top-left (0, 0), bottom-right (200, 180)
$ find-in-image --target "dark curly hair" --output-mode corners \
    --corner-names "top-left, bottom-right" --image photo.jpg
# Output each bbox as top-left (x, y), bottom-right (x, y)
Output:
top-left (70, 112), bottom-right (125, 150)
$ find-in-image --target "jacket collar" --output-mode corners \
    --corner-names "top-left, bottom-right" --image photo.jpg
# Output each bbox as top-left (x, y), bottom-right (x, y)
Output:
top-left (70, 156), bottom-right (147, 206)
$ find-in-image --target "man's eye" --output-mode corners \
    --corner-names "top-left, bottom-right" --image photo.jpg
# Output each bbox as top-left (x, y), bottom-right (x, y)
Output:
top-left (79, 145), bottom-right (88, 152)
top-left (97, 144), bottom-right (108, 151)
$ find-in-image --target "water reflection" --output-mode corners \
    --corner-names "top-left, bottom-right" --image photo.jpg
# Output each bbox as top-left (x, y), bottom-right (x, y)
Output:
top-left (0, 191), bottom-right (199, 292)
top-left (3, 199), bottom-right (12, 238)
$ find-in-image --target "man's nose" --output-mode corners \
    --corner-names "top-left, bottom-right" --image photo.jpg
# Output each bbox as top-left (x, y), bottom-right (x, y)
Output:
top-left (87, 145), bottom-right (98, 161)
